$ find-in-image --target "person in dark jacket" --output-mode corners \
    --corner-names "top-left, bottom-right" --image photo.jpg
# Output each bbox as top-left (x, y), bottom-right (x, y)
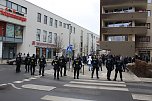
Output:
top-left (113, 58), bottom-right (123, 81)
top-left (24, 53), bottom-right (31, 73)
top-left (72, 56), bottom-right (82, 79)
top-left (16, 54), bottom-right (22, 73)
top-left (106, 55), bottom-right (114, 81)
top-left (59, 55), bottom-right (67, 77)
top-left (30, 54), bottom-right (37, 75)
top-left (91, 55), bottom-right (99, 79)
top-left (52, 56), bottom-right (60, 80)
top-left (38, 55), bottom-right (46, 76)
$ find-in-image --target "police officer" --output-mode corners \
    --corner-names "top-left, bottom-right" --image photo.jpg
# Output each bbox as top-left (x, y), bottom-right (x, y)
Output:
top-left (30, 54), bottom-right (37, 75)
top-left (113, 57), bottom-right (123, 81)
top-left (38, 55), bottom-right (46, 76)
top-left (59, 55), bottom-right (67, 77)
top-left (24, 53), bottom-right (31, 73)
top-left (52, 56), bottom-right (60, 80)
top-left (106, 55), bottom-right (114, 81)
top-left (91, 55), bottom-right (99, 79)
top-left (72, 56), bottom-right (82, 79)
top-left (16, 54), bottom-right (22, 73)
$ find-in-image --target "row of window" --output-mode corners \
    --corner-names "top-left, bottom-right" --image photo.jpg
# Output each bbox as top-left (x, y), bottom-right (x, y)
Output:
top-left (136, 36), bottom-right (150, 42)
top-left (36, 29), bottom-right (57, 44)
top-left (105, 35), bottom-right (128, 41)
top-left (37, 13), bottom-right (76, 33)
top-left (6, 0), bottom-right (27, 14)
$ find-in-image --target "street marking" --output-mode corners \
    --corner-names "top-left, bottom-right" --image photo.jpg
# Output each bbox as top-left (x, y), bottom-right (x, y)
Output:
top-left (23, 79), bottom-right (31, 82)
top-left (29, 77), bottom-right (37, 80)
top-left (22, 84), bottom-right (56, 91)
top-left (70, 81), bottom-right (126, 87)
top-left (7, 83), bottom-right (22, 89)
top-left (0, 84), bottom-right (7, 86)
top-left (64, 84), bottom-right (129, 92)
top-left (74, 79), bottom-right (125, 84)
top-left (13, 81), bottom-right (24, 84)
top-left (34, 75), bottom-right (41, 78)
top-left (41, 95), bottom-right (94, 101)
top-left (132, 93), bottom-right (152, 101)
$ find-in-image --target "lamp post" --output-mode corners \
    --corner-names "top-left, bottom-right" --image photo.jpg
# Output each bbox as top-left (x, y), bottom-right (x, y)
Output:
top-left (67, 24), bottom-right (71, 70)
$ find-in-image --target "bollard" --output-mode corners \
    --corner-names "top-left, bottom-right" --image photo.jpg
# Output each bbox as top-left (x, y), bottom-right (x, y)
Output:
top-left (82, 65), bottom-right (84, 75)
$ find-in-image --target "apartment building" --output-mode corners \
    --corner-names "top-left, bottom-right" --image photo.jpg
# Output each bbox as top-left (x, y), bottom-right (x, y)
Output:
top-left (0, 0), bottom-right (99, 60)
top-left (100, 0), bottom-right (152, 60)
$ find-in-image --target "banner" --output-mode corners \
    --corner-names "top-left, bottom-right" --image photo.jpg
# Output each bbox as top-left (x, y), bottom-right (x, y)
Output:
top-left (6, 23), bottom-right (14, 37)
top-left (15, 25), bottom-right (23, 38)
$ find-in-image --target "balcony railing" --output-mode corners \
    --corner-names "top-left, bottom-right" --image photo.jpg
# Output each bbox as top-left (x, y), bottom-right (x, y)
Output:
top-left (101, 26), bottom-right (147, 35)
top-left (101, 0), bottom-right (147, 6)
top-left (101, 11), bottom-right (147, 21)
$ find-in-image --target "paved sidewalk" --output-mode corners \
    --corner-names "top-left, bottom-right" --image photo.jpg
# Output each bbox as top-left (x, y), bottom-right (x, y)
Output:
top-left (65, 64), bottom-right (149, 82)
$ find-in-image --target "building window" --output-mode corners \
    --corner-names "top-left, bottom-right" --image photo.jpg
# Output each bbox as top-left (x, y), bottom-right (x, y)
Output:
top-left (136, 36), bottom-right (150, 42)
top-left (59, 21), bottom-right (62, 26)
top-left (37, 13), bottom-right (41, 22)
top-left (44, 15), bottom-right (47, 24)
top-left (106, 35), bottom-right (128, 41)
top-left (55, 20), bottom-right (58, 28)
top-left (12, 3), bottom-right (17, 11)
top-left (36, 29), bottom-right (41, 41)
top-left (146, 23), bottom-right (151, 29)
top-left (147, 10), bottom-right (151, 17)
top-left (54, 33), bottom-right (57, 44)
top-left (63, 23), bottom-right (66, 28)
top-left (6, 1), bottom-right (12, 9)
top-left (43, 30), bottom-right (47, 42)
top-left (21, 7), bottom-right (27, 14)
top-left (18, 5), bottom-right (22, 13)
top-left (48, 32), bottom-right (52, 43)
top-left (148, 0), bottom-right (152, 3)
top-left (49, 18), bottom-right (53, 26)
top-left (73, 27), bottom-right (75, 34)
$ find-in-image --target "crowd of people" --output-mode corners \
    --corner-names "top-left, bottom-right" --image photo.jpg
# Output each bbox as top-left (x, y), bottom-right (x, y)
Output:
top-left (15, 52), bottom-right (137, 81)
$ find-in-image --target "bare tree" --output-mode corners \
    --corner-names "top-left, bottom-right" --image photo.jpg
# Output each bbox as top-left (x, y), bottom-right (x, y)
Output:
top-left (55, 35), bottom-right (64, 55)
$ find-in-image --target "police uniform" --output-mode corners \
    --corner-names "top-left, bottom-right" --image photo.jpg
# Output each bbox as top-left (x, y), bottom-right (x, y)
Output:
top-left (91, 55), bottom-right (99, 79)
top-left (59, 55), bottom-right (67, 77)
top-left (16, 54), bottom-right (22, 73)
top-left (106, 57), bottom-right (114, 81)
top-left (30, 54), bottom-right (37, 75)
top-left (52, 56), bottom-right (60, 80)
top-left (73, 57), bottom-right (82, 79)
top-left (113, 59), bottom-right (123, 81)
top-left (24, 54), bottom-right (31, 73)
top-left (38, 55), bottom-right (46, 76)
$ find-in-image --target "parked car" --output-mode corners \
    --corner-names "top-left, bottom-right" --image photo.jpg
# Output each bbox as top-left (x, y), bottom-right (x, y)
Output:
top-left (7, 57), bottom-right (25, 65)
top-left (7, 59), bottom-right (16, 65)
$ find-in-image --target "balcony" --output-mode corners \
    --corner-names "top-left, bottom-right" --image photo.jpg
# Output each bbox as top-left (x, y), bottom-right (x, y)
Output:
top-left (101, 0), bottom-right (147, 6)
top-left (101, 26), bottom-right (147, 35)
top-left (100, 41), bottom-right (135, 56)
top-left (102, 11), bottom-right (147, 22)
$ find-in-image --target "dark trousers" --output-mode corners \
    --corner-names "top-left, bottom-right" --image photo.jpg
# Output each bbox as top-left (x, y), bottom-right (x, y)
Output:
top-left (16, 64), bottom-right (21, 73)
top-left (107, 70), bottom-right (112, 80)
top-left (39, 66), bottom-right (45, 76)
top-left (54, 68), bottom-right (60, 79)
top-left (25, 64), bottom-right (30, 72)
top-left (74, 68), bottom-right (79, 79)
top-left (60, 66), bottom-right (67, 77)
top-left (91, 66), bottom-right (99, 78)
top-left (30, 65), bottom-right (35, 75)
top-left (114, 70), bottom-right (122, 80)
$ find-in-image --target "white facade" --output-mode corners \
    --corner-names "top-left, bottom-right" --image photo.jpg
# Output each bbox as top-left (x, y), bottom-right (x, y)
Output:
top-left (0, 0), bottom-right (99, 59)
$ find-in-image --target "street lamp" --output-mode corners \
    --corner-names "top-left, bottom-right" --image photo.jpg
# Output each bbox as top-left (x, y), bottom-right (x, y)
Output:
top-left (67, 24), bottom-right (72, 70)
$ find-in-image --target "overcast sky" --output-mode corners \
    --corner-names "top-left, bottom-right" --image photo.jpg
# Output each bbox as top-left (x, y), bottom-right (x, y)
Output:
top-left (25, 0), bottom-right (100, 34)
